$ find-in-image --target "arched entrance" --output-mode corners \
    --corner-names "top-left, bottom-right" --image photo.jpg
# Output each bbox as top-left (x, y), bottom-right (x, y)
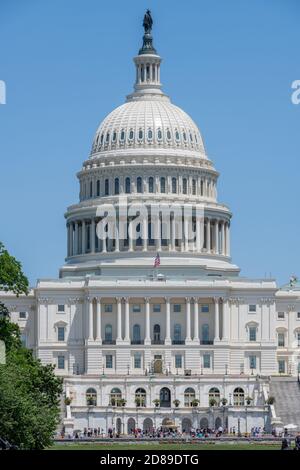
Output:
top-left (200, 417), bottom-right (209, 429)
top-left (182, 417), bottom-right (192, 432)
top-left (116, 417), bottom-right (122, 434)
top-left (215, 417), bottom-right (222, 429)
top-left (160, 387), bottom-right (171, 407)
top-left (127, 417), bottom-right (135, 434)
top-left (162, 417), bottom-right (177, 431)
top-left (143, 418), bottom-right (153, 433)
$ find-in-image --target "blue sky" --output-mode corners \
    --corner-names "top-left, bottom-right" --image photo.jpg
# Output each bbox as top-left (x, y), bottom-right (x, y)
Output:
top-left (0, 0), bottom-right (299, 286)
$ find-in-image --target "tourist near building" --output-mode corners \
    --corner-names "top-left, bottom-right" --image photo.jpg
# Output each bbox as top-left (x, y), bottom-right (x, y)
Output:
top-left (2, 12), bottom-right (300, 435)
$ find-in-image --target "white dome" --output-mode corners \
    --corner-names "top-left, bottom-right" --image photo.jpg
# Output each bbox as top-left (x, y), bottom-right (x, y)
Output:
top-left (90, 98), bottom-right (206, 157)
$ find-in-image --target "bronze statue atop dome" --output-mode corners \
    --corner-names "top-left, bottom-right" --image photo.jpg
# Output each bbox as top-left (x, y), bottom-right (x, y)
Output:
top-left (143, 9), bottom-right (153, 34)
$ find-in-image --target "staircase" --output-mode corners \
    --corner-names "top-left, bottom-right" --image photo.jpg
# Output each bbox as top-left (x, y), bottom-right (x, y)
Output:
top-left (270, 377), bottom-right (300, 428)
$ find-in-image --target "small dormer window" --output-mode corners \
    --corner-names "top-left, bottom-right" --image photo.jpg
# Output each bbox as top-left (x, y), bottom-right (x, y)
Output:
top-left (175, 130), bottom-right (180, 141)
top-left (106, 132), bottom-right (110, 143)
top-left (157, 129), bottom-right (162, 141)
top-left (120, 130), bottom-right (125, 141)
top-left (183, 131), bottom-right (187, 142)
top-left (190, 132), bottom-right (193, 142)
top-left (112, 131), bottom-right (117, 143)
top-left (147, 129), bottom-right (153, 140)
top-left (129, 129), bottom-right (134, 140)
top-left (100, 134), bottom-right (104, 144)
top-left (194, 134), bottom-right (198, 143)
top-left (138, 129), bottom-right (143, 140)
top-left (166, 129), bottom-right (171, 140)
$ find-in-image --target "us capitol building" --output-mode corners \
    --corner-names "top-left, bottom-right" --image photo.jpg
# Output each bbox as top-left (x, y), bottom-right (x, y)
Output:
top-left (2, 12), bottom-right (300, 435)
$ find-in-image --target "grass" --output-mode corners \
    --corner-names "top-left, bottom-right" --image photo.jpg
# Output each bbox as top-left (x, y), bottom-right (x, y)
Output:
top-left (50, 442), bottom-right (281, 451)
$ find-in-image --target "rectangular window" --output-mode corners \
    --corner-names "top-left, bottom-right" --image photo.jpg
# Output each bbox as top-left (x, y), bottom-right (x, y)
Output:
top-left (249, 355), bottom-right (257, 369)
top-left (132, 304), bottom-right (141, 313)
top-left (278, 360), bottom-right (285, 374)
top-left (57, 327), bottom-right (65, 342)
top-left (57, 355), bottom-right (65, 370)
top-left (153, 304), bottom-right (161, 313)
top-left (57, 304), bottom-right (65, 313)
top-left (173, 304), bottom-right (181, 313)
top-left (175, 354), bottom-right (182, 369)
top-left (19, 311), bottom-right (27, 319)
top-left (104, 304), bottom-right (113, 313)
top-left (277, 312), bottom-right (285, 319)
top-left (105, 355), bottom-right (113, 369)
top-left (201, 305), bottom-right (209, 313)
top-left (249, 327), bottom-right (257, 342)
top-left (297, 312), bottom-right (300, 320)
top-left (249, 305), bottom-right (256, 313)
top-left (278, 333), bottom-right (285, 347)
top-left (134, 353), bottom-right (142, 369)
top-left (203, 354), bottom-right (211, 368)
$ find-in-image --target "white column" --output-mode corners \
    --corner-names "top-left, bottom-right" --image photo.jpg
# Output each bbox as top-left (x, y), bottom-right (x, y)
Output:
top-left (221, 221), bottom-right (225, 255)
top-left (124, 298), bottom-right (130, 343)
top-left (225, 222), bottom-right (230, 256)
top-left (143, 217), bottom-right (148, 252)
top-left (214, 221), bottom-right (219, 254)
top-left (156, 214), bottom-right (161, 252)
top-left (96, 298), bottom-right (102, 343)
top-left (116, 298), bottom-right (122, 343)
top-left (88, 298), bottom-right (93, 340)
top-left (196, 216), bottom-right (201, 252)
top-left (214, 297), bottom-right (220, 342)
top-left (222, 298), bottom-right (230, 341)
top-left (144, 297), bottom-right (151, 345)
top-left (82, 220), bottom-right (86, 254)
top-left (193, 298), bottom-right (199, 343)
top-left (91, 219), bottom-right (95, 254)
top-left (171, 215), bottom-right (176, 251)
top-left (184, 215), bottom-right (189, 252)
top-left (185, 298), bottom-right (192, 343)
top-left (206, 218), bottom-right (211, 252)
top-left (70, 223), bottom-right (73, 256)
top-left (129, 220), bottom-right (134, 252)
top-left (74, 222), bottom-right (79, 255)
top-left (115, 222), bottom-right (119, 252)
top-left (165, 298), bottom-right (171, 345)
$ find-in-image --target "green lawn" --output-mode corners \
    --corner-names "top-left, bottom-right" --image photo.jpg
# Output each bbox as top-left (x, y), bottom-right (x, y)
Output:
top-left (50, 442), bottom-right (282, 451)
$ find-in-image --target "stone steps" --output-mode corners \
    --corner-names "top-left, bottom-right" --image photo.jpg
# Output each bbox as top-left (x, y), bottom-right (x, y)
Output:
top-left (270, 378), bottom-right (300, 427)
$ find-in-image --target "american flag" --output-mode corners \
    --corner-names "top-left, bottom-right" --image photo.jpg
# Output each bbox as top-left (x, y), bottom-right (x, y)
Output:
top-left (154, 252), bottom-right (160, 268)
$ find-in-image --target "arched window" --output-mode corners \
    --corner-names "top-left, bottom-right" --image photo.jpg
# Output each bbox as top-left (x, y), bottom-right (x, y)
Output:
top-left (129, 129), bottom-right (134, 140)
top-left (105, 179), bottom-right (109, 196)
top-left (90, 181), bottom-right (93, 198)
top-left (149, 177), bottom-right (154, 193)
top-left (147, 129), bottom-right (153, 141)
top-left (112, 131), bottom-right (117, 143)
top-left (192, 179), bottom-right (196, 195)
top-left (184, 387), bottom-right (195, 407)
top-left (138, 129), bottom-right (143, 140)
top-left (106, 132), bottom-right (110, 143)
top-left (160, 387), bottom-right (171, 407)
top-left (104, 324), bottom-right (112, 343)
top-left (175, 130), bottom-right (180, 141)
top-left (190, 132), bottom-right (193, 142)
top-left (173, 324), bottom-right (182, 344)
top-left (137, 177), bottom-right (142, 193)
top-left (120, 129), bottom-right (125, 142)
top-left (183, 131), bottom-right (187, 142)
top-left (133, 324), bottom-right (141, 344)
top-left (135, 388), bottom-right (146, 407)
top-left (110, 388), bottom-right (122, 406)
top-left (153, 324), bottom-right (160, 343)
top-left (114, 178), bottom-right (119, 195)
top-left (157, 129), bottom-right (162, 141)
top-left (233, 387), bottom-right (244, 406)
top-left (160, 177), bottom-right (166, 193)
top-left (100, 134), bottom-right (104, 144)
top-left (209, 387), bottom-right (220, 405)
top-left (166, 129), bottom-right (171, 140)
top-left (86, 388), bottom-right (97, 406)
top-left (202, 324), bottom-right (209, 344)
top-left (172, 177), bottom-right (177, 194)
top-left (125, 177), bottom-right (131, 194)
top-left (182, 178), bottom-right (187, 194)
top-left (96, 180), bottom-right (100, 197)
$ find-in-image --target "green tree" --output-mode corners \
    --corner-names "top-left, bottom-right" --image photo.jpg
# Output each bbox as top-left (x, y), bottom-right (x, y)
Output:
top-left (0, 242), bottom-right (62, 449)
